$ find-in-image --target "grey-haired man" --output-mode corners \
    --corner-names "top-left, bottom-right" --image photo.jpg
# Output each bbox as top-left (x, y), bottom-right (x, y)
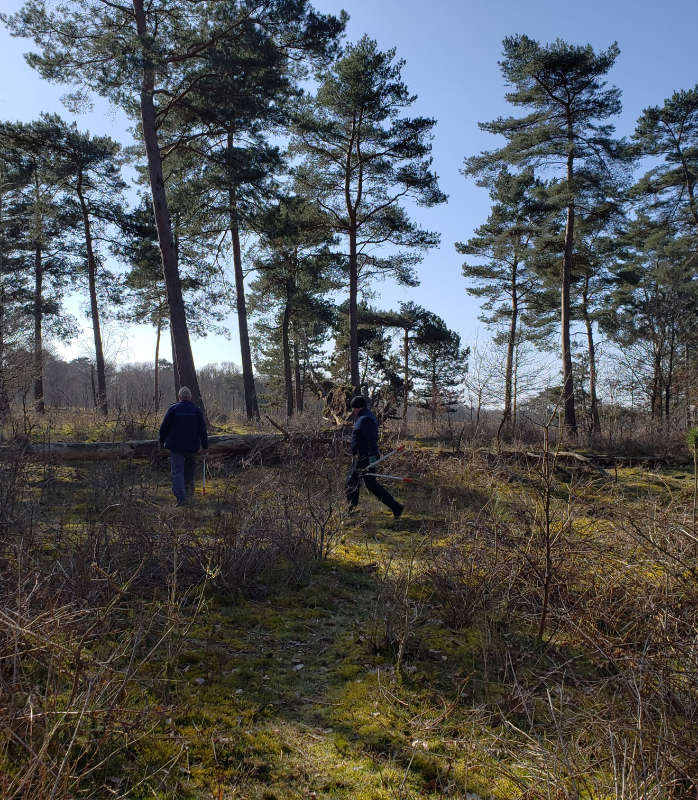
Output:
top-left (159, 387), bottom-right (208, 506)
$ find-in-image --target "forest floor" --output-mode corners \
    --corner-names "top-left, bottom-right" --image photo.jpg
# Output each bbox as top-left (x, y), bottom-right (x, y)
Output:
top-left (1, 422), bottom-right (697, 799)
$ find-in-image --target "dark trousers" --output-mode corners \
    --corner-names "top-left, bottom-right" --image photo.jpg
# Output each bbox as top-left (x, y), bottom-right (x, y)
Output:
top-left (345, 456), bottom-right (401, 513)
top-left (170, 452), bottom-right (196, 501)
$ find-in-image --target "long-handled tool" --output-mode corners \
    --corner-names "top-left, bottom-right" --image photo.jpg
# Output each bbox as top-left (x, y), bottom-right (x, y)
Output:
top-left (368, 473), bottom-right (415, 483)
top-left (358, 443), bottom-right (405, 473)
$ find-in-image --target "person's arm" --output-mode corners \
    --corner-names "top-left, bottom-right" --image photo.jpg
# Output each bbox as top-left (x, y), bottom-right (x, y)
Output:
top-left (159, 406), bottom-right (174, 446)
top-left (351, 418), bottom-right (360, 454)
top-left (370, 417), bottom-right (380, 454)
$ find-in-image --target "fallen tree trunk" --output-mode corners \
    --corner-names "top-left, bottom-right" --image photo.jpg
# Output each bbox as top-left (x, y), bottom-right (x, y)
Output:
top-left (0, 433), bottom-right (284, 463)
top-left (473, 447), bottom-right (691, 474)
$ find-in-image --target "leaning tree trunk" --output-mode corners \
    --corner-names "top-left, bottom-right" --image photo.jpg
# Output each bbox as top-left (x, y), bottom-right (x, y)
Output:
top-left (582, 275), bottom-right (600, 437)
top-left (76, 171), bottom-right (108, 416)
top-left (281, 301), bottom-right (293, 418)
top-left (227, 173), bottom-right (259, 420)
top-left (132, 0), bottom-right (203, 412)
top-left (561, 132), bottom-right (578, 438)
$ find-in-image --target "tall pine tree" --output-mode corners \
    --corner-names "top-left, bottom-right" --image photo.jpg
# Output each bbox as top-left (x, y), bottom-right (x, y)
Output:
top-left (466, 35), bottom-right (622, 437)
top-left (292, 36), bottom-right (446, 392)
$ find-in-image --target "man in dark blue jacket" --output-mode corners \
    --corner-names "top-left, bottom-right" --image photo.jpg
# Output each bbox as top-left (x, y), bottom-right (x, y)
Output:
top-left (345, 396), bottom-right (403, 518)
top-left (159, 386), bottom-right (208, 506)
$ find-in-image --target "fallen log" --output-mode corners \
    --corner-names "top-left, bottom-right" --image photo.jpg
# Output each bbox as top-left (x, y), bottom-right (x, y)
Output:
top-left (476, 447), bottom-right (690, 473)
top-left (524, 450), bottom-right (612, 479)
top-left (0, 433), bottom-right (284, 463)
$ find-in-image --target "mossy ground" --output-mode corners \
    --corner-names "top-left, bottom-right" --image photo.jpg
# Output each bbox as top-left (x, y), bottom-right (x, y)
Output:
top-left (4, 436), bottom-right (697, 799)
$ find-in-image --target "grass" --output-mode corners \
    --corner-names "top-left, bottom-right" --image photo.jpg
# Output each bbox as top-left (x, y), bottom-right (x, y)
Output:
top-left (1, 422), bottom-right (697, 799)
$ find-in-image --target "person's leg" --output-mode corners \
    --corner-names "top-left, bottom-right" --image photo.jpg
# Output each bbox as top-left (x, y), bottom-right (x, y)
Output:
top-left (345, 466), bottom-right (361, 508)
top-left (184, 454), bottom-right (196, 503)
top-left (170, 452), bottom-right (186, 504)
top-left (363, 473), bottom-right (403, 516)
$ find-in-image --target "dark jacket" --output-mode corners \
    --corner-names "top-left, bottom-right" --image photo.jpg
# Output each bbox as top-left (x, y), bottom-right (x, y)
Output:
top-left (351, 408), bottom-right (379, 458)
top-left (159, 401), bottom-right (208, 454)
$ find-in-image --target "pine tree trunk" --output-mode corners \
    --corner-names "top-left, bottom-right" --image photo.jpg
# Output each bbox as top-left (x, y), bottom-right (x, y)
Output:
top-left (502, 270), bottom-right (518, 437)
top-left (561, 136), bottom-right (577, 438)
top-left (665, 327), bottom-right (675, 422)
top-left (33, 240), bottom-right (44, 414)
top-left (349, 224), bottom-right (360, 392)
top-left (582, 276), bottom-right (600, 437)
top-left (132, 0), bottom-right (203, 412)
top-left (76, 171), bottom-right (108, 416)
top-left (431, 360), bottom-right (437, 426)
top-left (0, 283), bottom-right (9, 419)
top-left (0, 191), bottom-right (9, 419)
top-left (348, 113), bottom-right (362, 394)
top-left (513, 342), bottom-right (519, 435)
top-left (154, 314), bottom-right (161, 408)
top-left (293, 340), bottom-right (303, 414)
top-left (402, 327), bottom-right (409, 423)
top-left (281, 302), bottom-right (293, 417)
top-left (227, 175), bottom-right (259, 420)
top-left (651, 348), bottom-right (662, 420)
top-left (685, 344), bottom-right (693, 429)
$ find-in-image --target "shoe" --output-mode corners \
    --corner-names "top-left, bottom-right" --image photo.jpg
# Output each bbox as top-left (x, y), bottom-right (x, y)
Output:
top-left (175, 498), bottom-right (187, 507)
top-left (393, 503), bottom-right (404, 519)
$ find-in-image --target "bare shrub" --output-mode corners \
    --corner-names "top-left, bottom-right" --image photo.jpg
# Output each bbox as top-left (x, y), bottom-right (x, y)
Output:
top-left (364, 535), bottom-right (431, 673)
top-left (0, 542), bottom-right (192, 799)
top-left (423, 447), bottom-right (698, 797)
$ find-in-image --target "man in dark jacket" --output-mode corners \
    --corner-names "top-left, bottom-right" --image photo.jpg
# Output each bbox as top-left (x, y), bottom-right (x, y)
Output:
top-left (345, 396), bottom-right (403, 518)
top-left (159, 386), bottom-right (208, 506)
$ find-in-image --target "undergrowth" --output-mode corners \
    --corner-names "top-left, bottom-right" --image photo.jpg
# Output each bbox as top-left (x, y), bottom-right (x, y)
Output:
top-left (0, 421), bottom-right (696, 798)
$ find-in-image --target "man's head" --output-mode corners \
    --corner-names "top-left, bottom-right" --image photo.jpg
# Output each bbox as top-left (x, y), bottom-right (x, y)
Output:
top-left (350, 395), bottom-right (366, 418)
top-left (178, 386), bottom-right (192, 402)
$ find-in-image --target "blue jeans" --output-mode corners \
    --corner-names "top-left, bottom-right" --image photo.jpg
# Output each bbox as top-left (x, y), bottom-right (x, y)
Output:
top-left (170, 452), bottom-right (196, 502)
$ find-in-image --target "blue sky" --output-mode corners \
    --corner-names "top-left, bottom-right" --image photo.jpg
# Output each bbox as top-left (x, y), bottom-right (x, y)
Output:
top-left (1, 0), bottom-right (696, 369)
